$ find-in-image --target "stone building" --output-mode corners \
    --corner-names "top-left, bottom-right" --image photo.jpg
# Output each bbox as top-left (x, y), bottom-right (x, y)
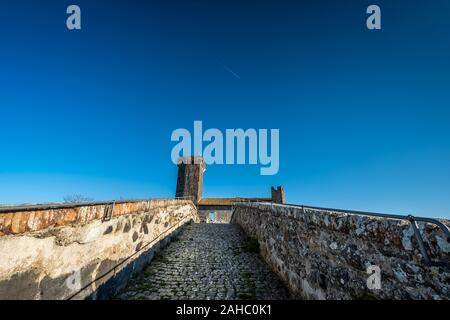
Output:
top-left (175, 156), bottom-right (206, 205)
top-left (271, 186), bottom-right (286, 204)
top-left (175, 156), bottom-right (286, 222)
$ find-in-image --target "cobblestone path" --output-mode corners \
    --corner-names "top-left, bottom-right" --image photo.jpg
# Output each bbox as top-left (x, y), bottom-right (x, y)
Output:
top-left (117, 222), bottom-right (290, 300)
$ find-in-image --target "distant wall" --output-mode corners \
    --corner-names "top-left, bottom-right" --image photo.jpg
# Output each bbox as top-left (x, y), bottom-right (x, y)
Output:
top-left (198, 205), bottom-right (232, 223)
top-left (232, 203), bottom-right (450, 300)
top-left (0, 199), bottom-right (198, 300)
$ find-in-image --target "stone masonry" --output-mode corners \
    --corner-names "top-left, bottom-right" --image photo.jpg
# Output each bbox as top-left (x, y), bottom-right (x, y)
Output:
top-left (232, 202), bottom-right (450, 300)
top-left (1, 155), bottom-right (449, 300)
top-left (116, 222), bottom-right (289, 300)
top-left (0, 199), bottom-right (198, 300)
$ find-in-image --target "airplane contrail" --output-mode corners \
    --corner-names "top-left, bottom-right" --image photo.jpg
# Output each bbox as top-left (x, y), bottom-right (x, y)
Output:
top-left (220, 63), bottom-right (241, 79)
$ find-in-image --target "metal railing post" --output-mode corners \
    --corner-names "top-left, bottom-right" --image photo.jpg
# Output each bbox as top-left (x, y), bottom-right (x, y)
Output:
top-left (408, 215), bottom-right (431, 266)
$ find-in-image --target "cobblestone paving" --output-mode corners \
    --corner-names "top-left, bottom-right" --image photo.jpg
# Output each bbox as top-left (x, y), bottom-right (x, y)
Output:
top-left (117, 222), bottom-right (290, 300)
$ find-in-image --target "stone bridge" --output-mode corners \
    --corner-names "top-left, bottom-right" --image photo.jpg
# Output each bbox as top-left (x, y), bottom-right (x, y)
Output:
top-left (0, 199), bottom-right (449, 300)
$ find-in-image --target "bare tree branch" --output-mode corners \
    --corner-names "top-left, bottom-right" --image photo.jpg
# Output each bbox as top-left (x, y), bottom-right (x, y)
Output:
top-left (63, 194), bottom-right (94, 204)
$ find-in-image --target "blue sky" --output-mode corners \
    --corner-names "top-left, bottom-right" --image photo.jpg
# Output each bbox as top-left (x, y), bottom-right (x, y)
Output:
top-left (0, 1), bottom-right (450, 218)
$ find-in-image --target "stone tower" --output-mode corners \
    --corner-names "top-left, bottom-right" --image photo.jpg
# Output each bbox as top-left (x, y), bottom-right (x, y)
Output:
top-left (175, 156), bottom-right (206, 205)
top-left (271, 186), bottom-right (286, 204)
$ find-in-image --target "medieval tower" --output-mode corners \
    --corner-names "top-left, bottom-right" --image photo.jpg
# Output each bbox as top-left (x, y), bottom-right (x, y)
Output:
top-left (175, 156), bottom-right (206, 204)
top-left (271, 186), bottom-right (286, 204)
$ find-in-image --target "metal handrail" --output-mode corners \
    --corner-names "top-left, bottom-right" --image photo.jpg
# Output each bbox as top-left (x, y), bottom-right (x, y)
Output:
top-left (234, 201), bottom-right (450, 267)
top-left (282, 203), bottom-right (450, 240)
top-left (281, 204), bottom-right (450, 238)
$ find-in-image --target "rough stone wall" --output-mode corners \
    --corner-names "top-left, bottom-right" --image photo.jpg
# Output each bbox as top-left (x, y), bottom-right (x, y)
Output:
top-left (0, 199), bottom-right (198, 300)
top-left (231, 203), bottom-right (450, 300)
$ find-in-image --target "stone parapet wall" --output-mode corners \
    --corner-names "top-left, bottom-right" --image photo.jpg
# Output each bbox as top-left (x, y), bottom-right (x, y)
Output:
top-left (0, 199), bottom-right (198, 300)
top-left (231, 203), bottom-right (450, 300)
top-left (0, 199), bottom-right (192, 236)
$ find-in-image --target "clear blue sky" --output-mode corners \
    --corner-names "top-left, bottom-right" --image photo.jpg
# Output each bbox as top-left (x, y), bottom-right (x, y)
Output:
top-left (0, 1), bottom-right (449, 218)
